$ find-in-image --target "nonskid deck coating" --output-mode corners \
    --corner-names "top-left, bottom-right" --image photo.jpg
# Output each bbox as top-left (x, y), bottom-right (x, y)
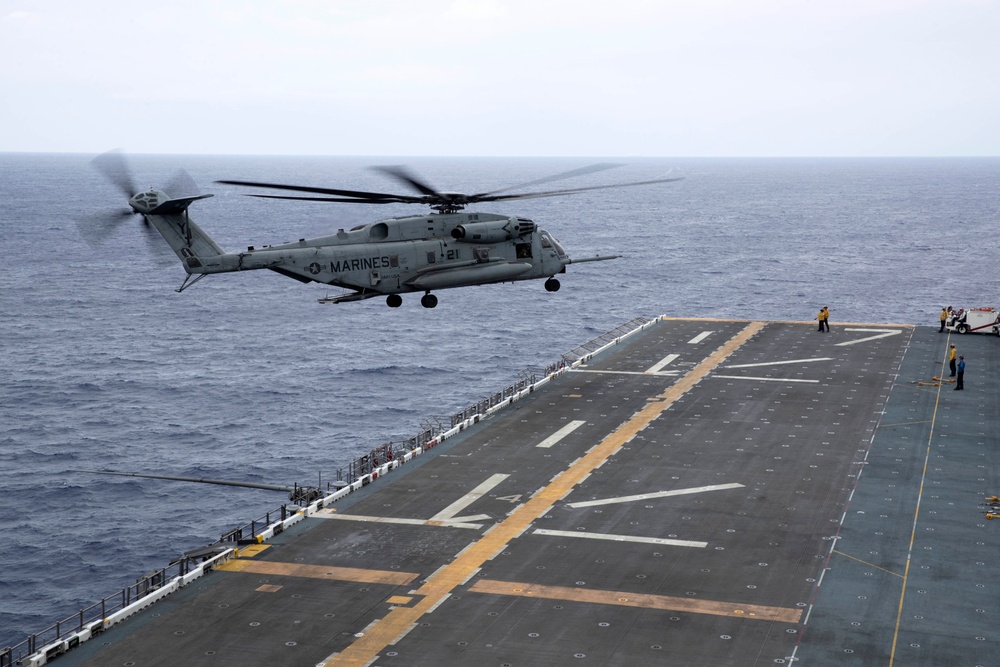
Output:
top-left (792, 322), bottom-right (997, 666)
top-left (54, 319), bottom-right (997, 667)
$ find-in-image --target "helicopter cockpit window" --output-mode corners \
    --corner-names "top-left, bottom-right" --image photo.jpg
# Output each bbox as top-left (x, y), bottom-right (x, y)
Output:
top-left (540, 231), bottom-right (567, 258)
top-left (551, 237), bottom-right (567, 257)
top-left (516, 243), bottom-right (532, 259)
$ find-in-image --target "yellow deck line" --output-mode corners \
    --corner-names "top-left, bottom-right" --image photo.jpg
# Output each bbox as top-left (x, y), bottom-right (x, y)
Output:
top-left (218, 560), bottom-right (419, 586)
top-left (831, 549), bottom-right (903, 579)
top-left (468, 579), bottom-right (802, 623)
top-left (235, 544), bottom-right (270, 558)
top-left (321, 321), bottom-right (767, 666)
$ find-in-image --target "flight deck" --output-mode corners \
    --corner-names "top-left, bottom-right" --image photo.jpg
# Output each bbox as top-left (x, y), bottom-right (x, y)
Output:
top-left (32, 318), bottom-right (998, 666)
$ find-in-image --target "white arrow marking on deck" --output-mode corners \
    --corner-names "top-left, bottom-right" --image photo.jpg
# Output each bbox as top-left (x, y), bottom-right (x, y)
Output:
top-left (688, 331), bottom-right (713, 344)
top-left (318, 473), bottom-right (509, 530)
top-left (711, 375), bottom-right (820, 383)
top-left (429, 473), bottom-right (510, 523)
top-left (723, 357), bottom-right (833, 369)
top-left (834, 328), bottom-right (903, 346)
top-left (566, 482), bottom-right (745, 508)
top-left (316, 513), bottom-right (487, 529)
top-left (535, 420), bottom-right (587, 448)
top-left (318, 514), bottom-right (485, 529)
top-left (532, 528), bottom-right (706, 548)
top-left (572, 369), bottom-right (681, 376)
top-left (646, 353), bottom-right (680, 374)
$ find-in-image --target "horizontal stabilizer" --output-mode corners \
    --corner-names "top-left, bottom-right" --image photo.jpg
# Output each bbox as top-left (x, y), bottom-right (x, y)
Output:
top-left (148, 193), bottom-right (214, 215)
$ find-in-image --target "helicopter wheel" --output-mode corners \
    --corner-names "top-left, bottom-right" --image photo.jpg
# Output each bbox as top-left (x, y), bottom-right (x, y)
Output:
top-left (386, 294), bottom-right (402, 308)
top-left (544, 278), bottom-right (561, 292)
top-left (420, 293), bottom-right (438, 309)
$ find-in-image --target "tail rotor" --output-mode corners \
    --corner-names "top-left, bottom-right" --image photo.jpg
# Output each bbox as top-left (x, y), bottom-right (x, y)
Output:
top-left (78, 150), bottom-right (202, 265)
top-left (91, 149), bottom-right (137, 201)
top-left (77, 149), bottom-right (142, 249)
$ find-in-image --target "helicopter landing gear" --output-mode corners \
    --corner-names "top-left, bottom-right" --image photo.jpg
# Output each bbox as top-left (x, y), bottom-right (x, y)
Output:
top-left (386, 294), bottom-right (402, 308)
top-left (544, 278), bottom-right (561, 292)
top-left (420, 293), bottom-right (438, 309)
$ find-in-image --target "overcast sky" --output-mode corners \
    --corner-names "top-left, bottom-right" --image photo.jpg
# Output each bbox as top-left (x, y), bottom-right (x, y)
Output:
top-left (2, 0), bottom-right (997, 156)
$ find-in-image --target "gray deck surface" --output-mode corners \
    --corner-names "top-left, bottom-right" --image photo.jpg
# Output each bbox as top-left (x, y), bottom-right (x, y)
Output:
top-left (57, 319), bottom-right (998, 666)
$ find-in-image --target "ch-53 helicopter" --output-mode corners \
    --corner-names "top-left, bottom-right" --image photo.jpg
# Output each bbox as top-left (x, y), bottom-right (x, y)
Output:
top-left (85, 152), bottom-right (682, 308)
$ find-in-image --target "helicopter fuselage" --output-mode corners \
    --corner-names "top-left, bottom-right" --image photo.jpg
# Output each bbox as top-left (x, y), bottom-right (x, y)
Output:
top-left (161, 208), bottom-right (585, 305)
top-left (99, 155), bottom-right (662, 308)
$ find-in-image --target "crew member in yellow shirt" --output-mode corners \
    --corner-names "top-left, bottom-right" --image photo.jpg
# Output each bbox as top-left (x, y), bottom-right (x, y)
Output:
top-left (949, 344), bottom-right (957, 377)
top-left (816, 306), bottom-right (830, 332)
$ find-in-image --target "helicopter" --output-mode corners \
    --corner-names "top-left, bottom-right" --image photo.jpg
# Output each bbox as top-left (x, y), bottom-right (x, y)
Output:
top-left (85, 152), bottom-right (682, 308)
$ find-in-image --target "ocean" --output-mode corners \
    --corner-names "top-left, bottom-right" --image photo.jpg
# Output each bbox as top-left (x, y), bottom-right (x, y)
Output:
top-left (1, 154), bottom-right (998, 649)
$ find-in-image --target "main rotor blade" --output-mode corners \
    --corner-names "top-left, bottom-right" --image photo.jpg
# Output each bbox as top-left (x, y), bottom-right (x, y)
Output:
top-left (216, 166), bottom-right (683, 210)
top-left (246, 194), bottom-right (408, 204)
top-left (370, 165), bottom-right (441, 197)
top-left (469, 174), bottom-right (686, 204)
top-left (477, 163), bottom-right (623, 197)
top-left (215, 179), bottom-right (411, 202)
top-left (92, 149), bottom-right (137, 199)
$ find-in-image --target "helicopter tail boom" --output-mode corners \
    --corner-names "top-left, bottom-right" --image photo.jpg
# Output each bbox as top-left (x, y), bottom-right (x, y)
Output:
top-left (143, 195), bottom-right (226, 271)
